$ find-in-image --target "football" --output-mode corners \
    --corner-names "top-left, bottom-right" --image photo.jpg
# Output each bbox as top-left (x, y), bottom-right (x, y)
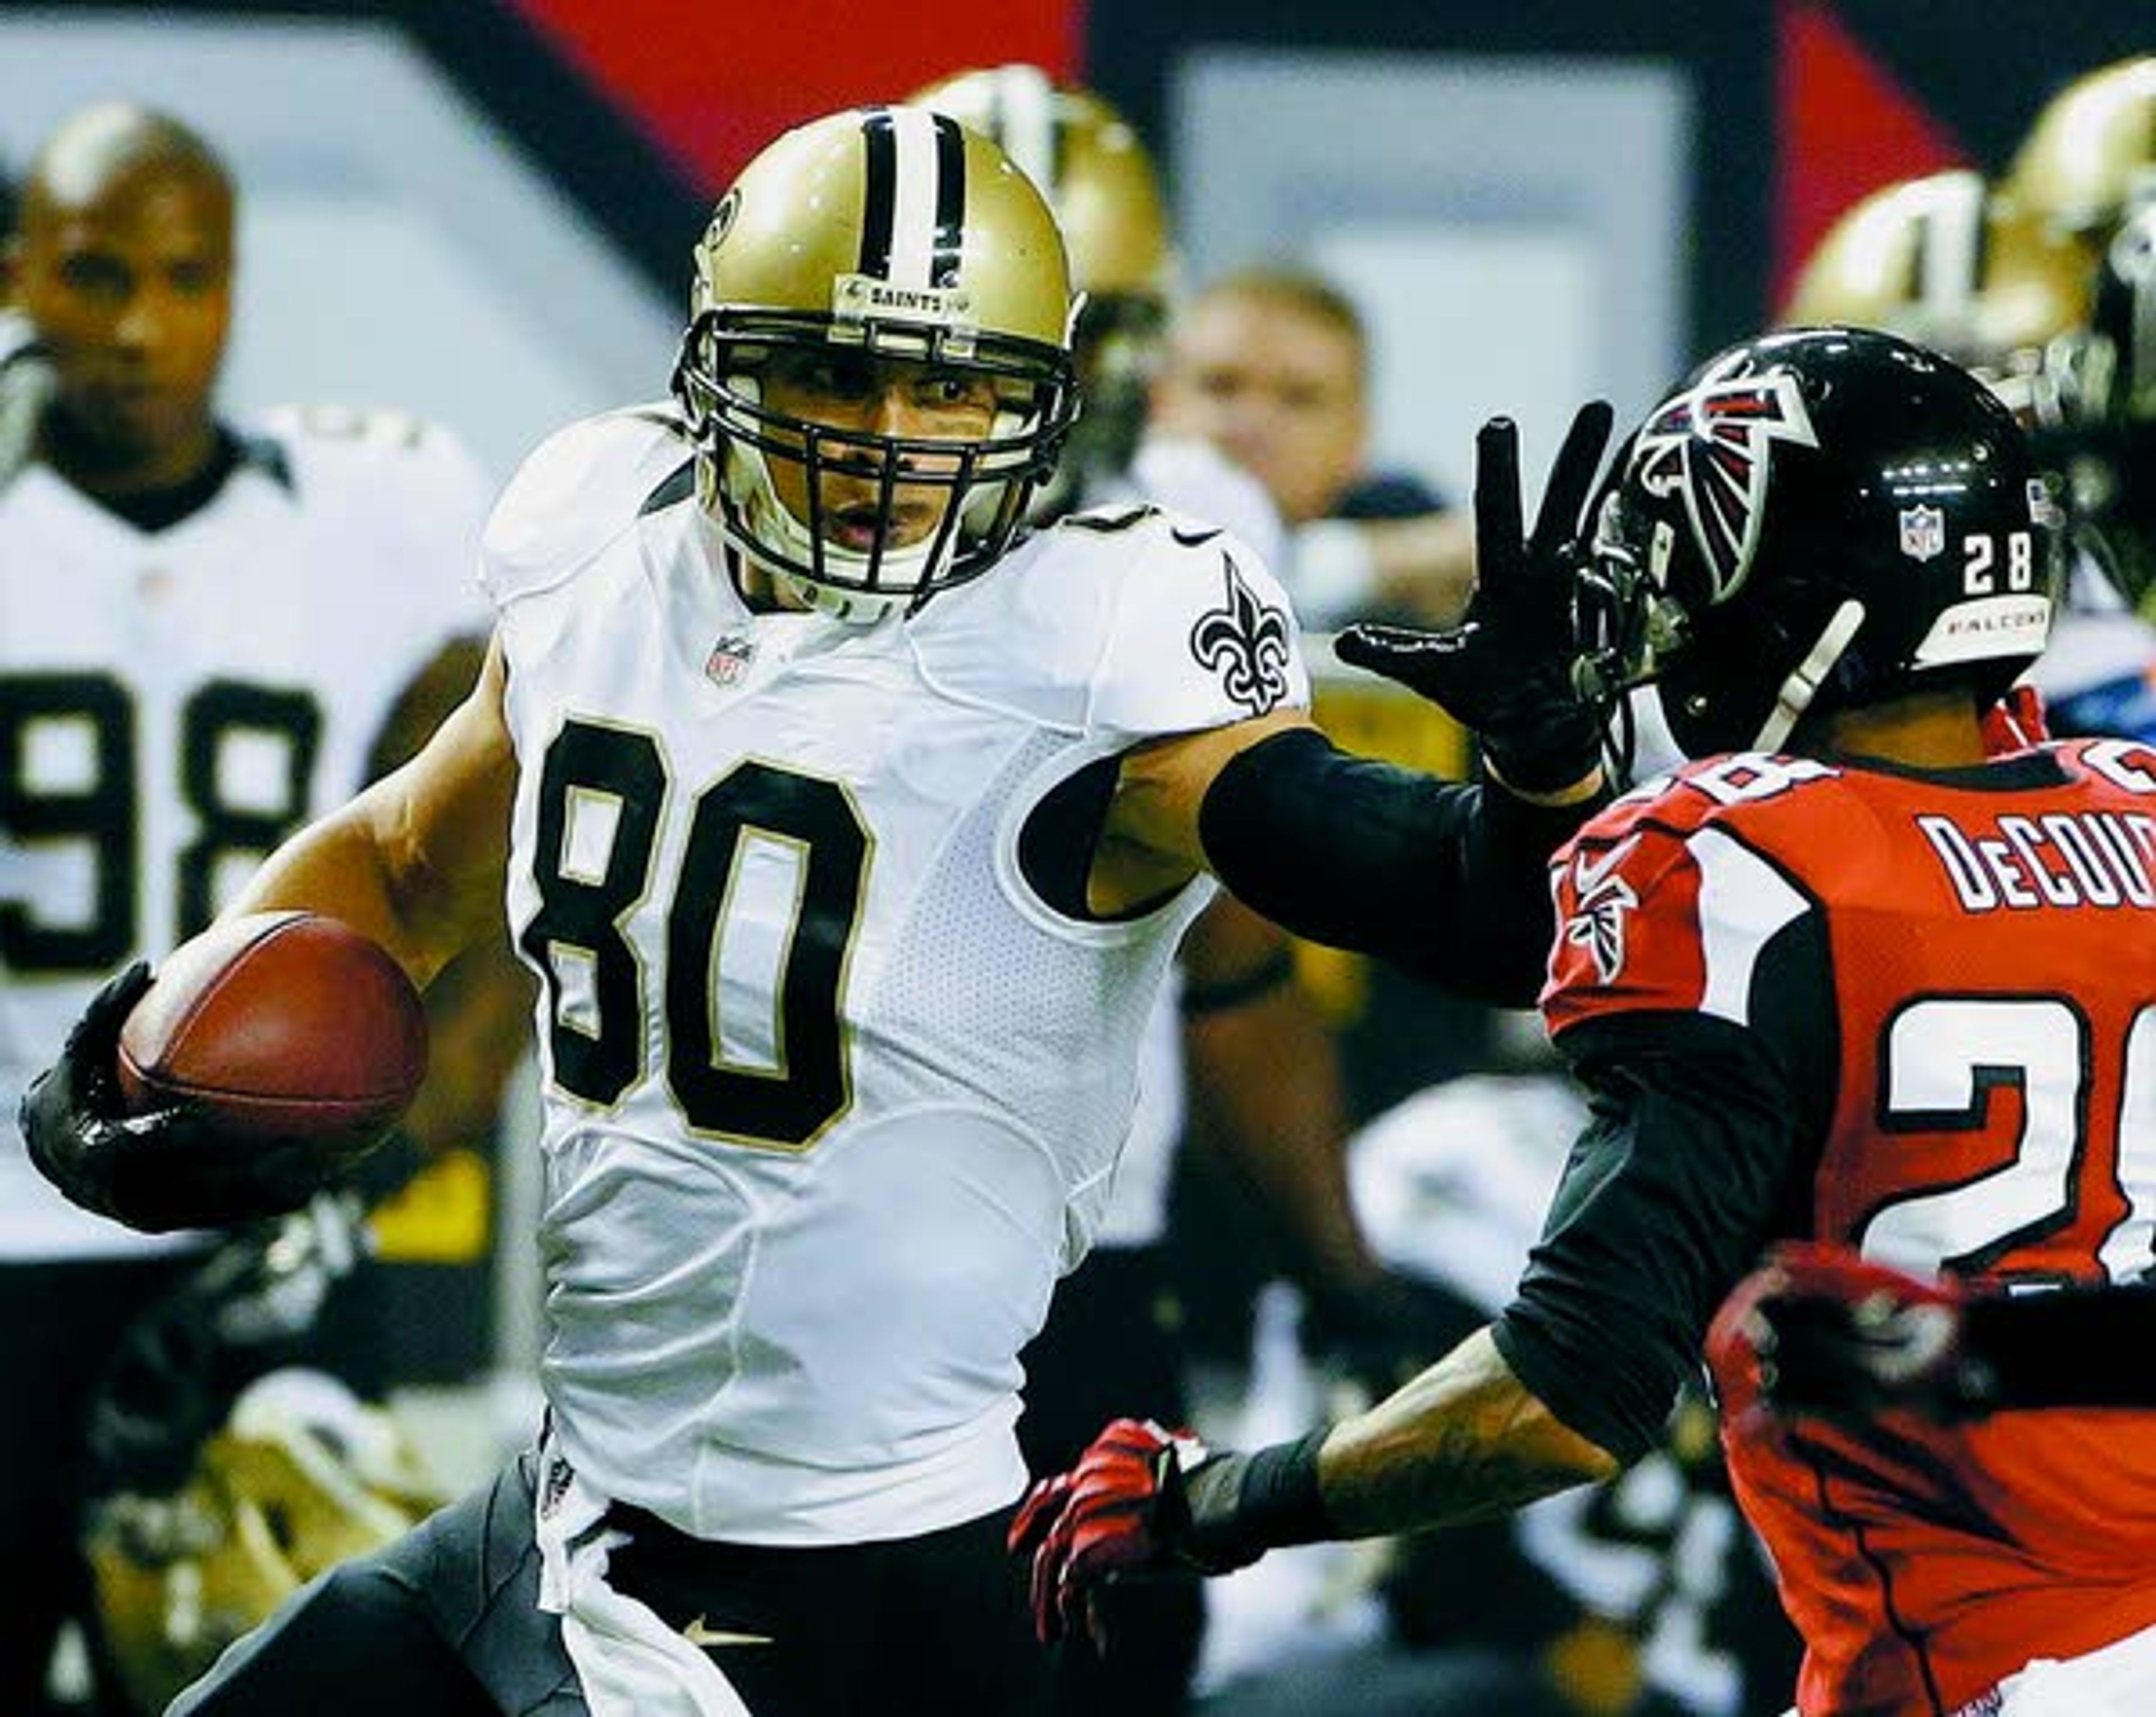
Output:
top-left (115, 911), bottom-right (429, 1162)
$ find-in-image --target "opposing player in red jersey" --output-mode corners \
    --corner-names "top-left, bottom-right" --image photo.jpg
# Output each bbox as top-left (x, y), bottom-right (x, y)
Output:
top-left (1012, 325), bottom-right (2156, 1717)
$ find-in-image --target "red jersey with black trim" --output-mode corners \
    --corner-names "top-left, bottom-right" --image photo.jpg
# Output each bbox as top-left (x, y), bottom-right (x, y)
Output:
top-left (1542, 741), bottom-right (2156, 1717)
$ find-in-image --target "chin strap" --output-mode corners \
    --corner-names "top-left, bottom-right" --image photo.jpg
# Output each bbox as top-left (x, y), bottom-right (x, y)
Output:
top-left (1756, 600), bottom-right (1866, 752)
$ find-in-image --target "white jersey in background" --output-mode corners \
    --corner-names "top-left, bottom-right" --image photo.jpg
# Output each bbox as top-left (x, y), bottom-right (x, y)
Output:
top-left (484, 406), bottom-right (1309, 1546)
top-left (1086, 431), bottom-right (1286, 1247)
top-left (0, 407), bottom-right (494, 1259)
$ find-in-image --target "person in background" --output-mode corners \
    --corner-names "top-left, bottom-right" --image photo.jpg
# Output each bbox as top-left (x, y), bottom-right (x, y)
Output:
top-left (1997, 53), bottom-right (2156, 281)
top-left (1152, 262), bottom-right (1508, 1199)
top-left (0, 101), bottom-right (523, 1714)
top-left (1017, 325), bottom-right (2156, 1717)
top-left (1150, 264), bottom-right (1476, 634)
top-left (1777, 163), bottom-right (2156, 748)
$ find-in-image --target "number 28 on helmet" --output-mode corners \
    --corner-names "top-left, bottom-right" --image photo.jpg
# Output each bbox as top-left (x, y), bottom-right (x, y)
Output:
top-left (1575, 326), bottom-right (2066, 760)
top-left (672, 105), bottom-right (1081, 619)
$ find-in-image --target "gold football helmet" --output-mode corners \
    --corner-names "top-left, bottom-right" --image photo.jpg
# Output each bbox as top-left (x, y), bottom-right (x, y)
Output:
top-left (672, 104), bottom-right (1079, 618)
top-left (909, 65), bottom-right (1173, 513)
top-left (1780, 168), bottom-right (2089, 424)
top-left (2000, 54), bottom-right (2156, 257)
top-left (86, 1368), bottom-right (445, 1715)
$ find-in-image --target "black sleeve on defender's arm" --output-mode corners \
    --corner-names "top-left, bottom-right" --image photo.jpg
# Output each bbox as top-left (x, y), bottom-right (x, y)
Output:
top-left (1490, 1011), bottom-right (1811, 1464)
top-left (1195, 727), bottom-right (1603, 1008)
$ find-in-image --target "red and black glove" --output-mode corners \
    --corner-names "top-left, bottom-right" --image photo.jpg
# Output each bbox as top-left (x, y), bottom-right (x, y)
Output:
top-left (1707, 1243), bottom-right (1991, 1427)
top-left (1007, 1417), bottom-right (1332, 1647)
top-left (1714, 1241), bottom-right (2156, 1423)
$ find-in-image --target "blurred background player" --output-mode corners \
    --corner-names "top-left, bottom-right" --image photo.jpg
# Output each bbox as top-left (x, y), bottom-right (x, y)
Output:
top-left (0, 101), bottom-right (524, 1714)
top-left (1148, 260), bottom-right (1517, 1117)
top-left (909, 65), bottom-right (1464, 1717)
top-left (1997, 53), bottom-right (2156, 279)
top-left (2056, 202), bottom-right (2156, 637)
top-left (1780, 160), bottom-right (2156, 748)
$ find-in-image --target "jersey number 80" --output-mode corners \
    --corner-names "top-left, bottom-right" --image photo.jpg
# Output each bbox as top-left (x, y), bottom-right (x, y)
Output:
top-left (522, 720), bottom-right (871, 1152)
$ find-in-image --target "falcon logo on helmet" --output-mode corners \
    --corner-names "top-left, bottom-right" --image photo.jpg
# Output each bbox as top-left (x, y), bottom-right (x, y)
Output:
top-left (1632, 359), bottom-right (1820, 604)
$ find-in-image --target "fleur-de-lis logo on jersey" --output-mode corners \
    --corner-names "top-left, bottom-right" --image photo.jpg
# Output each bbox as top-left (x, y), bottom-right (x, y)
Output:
top-left (1190, 554), bottom-right (1291, 716)
top-left (1563, 836), bottom-right (1642, 984)
top-left (1632, 357), bottom-right (1819, 604)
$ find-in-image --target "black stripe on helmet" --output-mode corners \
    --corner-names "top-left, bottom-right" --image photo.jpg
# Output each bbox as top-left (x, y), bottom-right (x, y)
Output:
top-left (858, 109), bottom-right (897, 281)
top-left (930, 112), bottom-right (967, 289)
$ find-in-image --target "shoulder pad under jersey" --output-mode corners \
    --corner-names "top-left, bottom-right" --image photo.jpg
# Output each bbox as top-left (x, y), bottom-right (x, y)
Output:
top-left (1124, 434), bottom-right (1287, 572)
top-left (481, 404), bottom-right (693, 608)
top-left (253, 403), bottom-right (494, 509)
top-left (918, 506), bottom-right (1311, 744)
top-left (1543, 753), bottom-right (1837, 1036)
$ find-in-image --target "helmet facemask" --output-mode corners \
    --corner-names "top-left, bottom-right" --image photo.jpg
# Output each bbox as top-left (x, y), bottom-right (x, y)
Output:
top-left (675, 308), bottom-right (1074, 619)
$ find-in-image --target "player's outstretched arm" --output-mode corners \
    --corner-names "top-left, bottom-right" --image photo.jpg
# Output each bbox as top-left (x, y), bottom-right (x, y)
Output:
top-left (1101, 408), bottom-right (1613, 1006)
top-left (1011, 1329), bottom-right (1616, 1648)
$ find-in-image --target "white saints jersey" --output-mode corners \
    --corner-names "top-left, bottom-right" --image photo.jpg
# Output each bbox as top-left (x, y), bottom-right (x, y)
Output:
top-left (484, 406), bottom-right (1309, 1544)
top-left (0, 407), bottom-right (493, 1259)
top-left (1085, 434), bottom-right (1287, 1248)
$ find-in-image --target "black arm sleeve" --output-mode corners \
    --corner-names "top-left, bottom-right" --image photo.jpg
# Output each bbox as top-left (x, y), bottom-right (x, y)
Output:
top-left (1490, 1011), bottom-right (1813, 1464)
top-left (1195, 727), bottom-right (1605, 1008)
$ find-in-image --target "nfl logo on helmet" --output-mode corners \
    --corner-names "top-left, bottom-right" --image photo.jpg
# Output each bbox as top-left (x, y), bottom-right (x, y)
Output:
top-left (1899, 505), bottom-right (1946, 561)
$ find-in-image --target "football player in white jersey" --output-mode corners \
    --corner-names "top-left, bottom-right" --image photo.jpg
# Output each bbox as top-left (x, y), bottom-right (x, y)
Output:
top-left (0, 103), bottom-right (514, 1715)
top-left (22, 104), bottom-right (1611, 1717)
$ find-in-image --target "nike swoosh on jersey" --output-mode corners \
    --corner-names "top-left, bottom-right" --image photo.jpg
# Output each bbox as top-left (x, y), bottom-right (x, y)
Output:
top-left (1169, 524), bottom-right (1223, 547)
top-left (682, 1616), bottom-right (775, 1649)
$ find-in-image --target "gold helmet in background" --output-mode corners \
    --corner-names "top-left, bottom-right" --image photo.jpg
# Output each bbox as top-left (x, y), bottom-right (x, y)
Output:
top-left (909, 64), bottom-right (1173, 513)
top-left (673, 104), bottom-right (1079, 616)
top-left (88, 1368), bottom-right (445, 1715)
top-left (1780, 167), bottom-right (2090, 425)
top-left (2000, 54), bottom-right (2156, 258)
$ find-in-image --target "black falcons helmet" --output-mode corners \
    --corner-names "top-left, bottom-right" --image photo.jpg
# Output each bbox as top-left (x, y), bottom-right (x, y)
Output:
top-left (1578, 325), bottom-right (2064, 760)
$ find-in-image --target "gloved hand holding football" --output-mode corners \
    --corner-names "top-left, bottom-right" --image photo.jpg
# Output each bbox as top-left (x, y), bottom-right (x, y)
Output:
top-left (21, 911), bottom-right (427, 1234)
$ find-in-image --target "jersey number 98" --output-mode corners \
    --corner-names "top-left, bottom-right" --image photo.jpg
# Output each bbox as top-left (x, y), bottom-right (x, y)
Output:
top-left (1, 671), bottom-right (322, 972)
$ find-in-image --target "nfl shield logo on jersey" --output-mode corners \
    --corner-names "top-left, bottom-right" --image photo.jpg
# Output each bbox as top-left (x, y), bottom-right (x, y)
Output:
top-left (1898, 505), bottom-right (1945, 562)
top-left (705, 631), bottom-right (756, 686)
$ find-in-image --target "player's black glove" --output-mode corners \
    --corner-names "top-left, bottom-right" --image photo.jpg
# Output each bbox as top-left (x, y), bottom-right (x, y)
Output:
top-left (20, 962), bottom-right (334, 1234)
top-left (1335, 401), bottom-right (1614, 794)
